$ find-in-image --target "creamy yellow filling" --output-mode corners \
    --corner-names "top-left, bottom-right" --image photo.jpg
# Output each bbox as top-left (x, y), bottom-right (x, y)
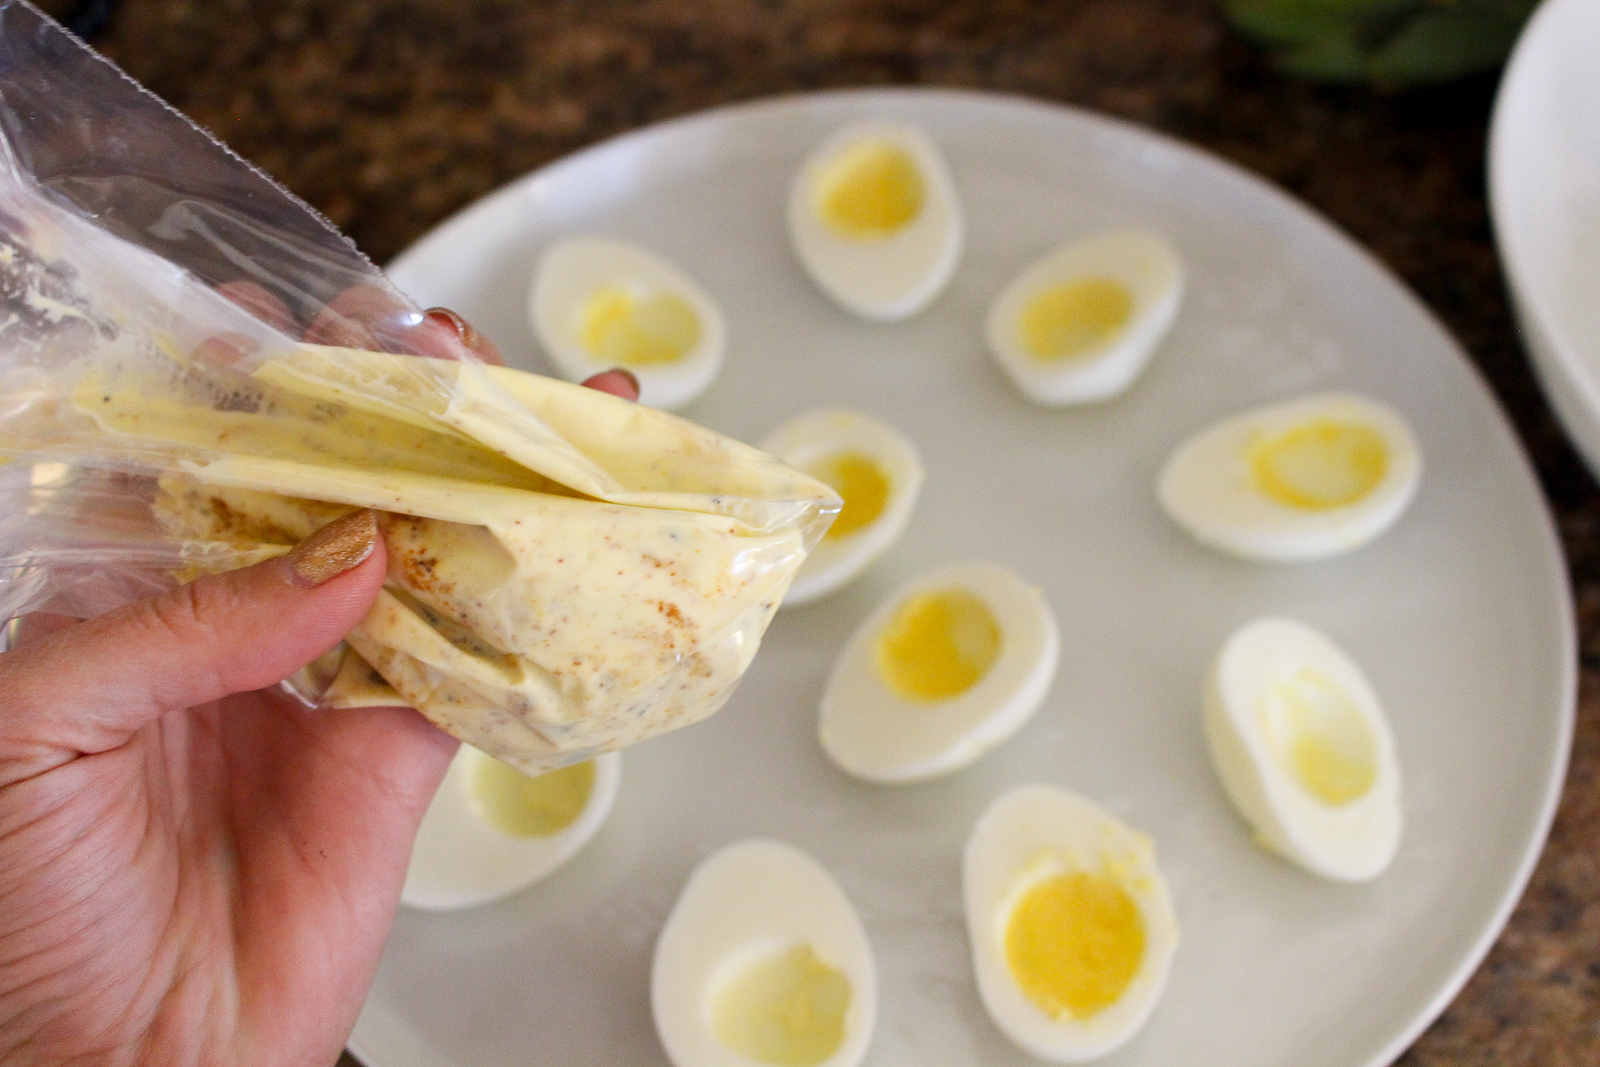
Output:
top-left (710, 943), bottom-right (851, 1067)
top-left (1020, 278), bottom-right (1133, 362)
top-left (577, 284), bottom-right (701, 367)
top-left (815, 140), bottom-right (925, 240)
top-left (1260, 668), bottom-right (1378, 806)
top-left (1249, 418), bottom-right (1388, 511)
top-left (806, 451), bottom-right (890, 540)
top-left (874, 588), bottom-right (1001, 702)
top-left (465, 750), bottom-right (595, 837)
top-left (1005, 870), bottom-right (1145, 1020)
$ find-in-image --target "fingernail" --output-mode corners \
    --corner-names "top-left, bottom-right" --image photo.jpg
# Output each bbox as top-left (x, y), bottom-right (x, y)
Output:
top-left (423, 307), bottom-right (506, 365)
top-left (610, 367), bottom-right (641, 396)
top-left (283, 510), bottom-right (379, 588)
top-left (424, 307), bottom-right (480, 348)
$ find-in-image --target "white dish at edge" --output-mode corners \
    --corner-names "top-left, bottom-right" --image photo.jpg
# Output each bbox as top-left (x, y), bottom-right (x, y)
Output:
top-left (359, 87), bottom-right (1574, 1067)
top-left (1490, 0), bottom-right (1600, 478)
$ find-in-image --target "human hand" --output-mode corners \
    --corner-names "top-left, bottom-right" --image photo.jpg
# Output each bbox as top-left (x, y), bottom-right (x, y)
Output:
top-left (0, 295), bottom-right (638, 1067)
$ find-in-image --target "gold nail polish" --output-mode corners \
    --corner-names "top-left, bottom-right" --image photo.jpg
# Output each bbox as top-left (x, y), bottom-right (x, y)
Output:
top-left (284, 510), bottom-right (379, 588)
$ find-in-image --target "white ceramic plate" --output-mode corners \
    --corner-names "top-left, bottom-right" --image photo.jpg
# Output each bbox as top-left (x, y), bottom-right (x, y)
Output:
top-left (356, 88), bottom-right (1574, 1067)
top-left (1490, 0), bottom-right (1600, 477)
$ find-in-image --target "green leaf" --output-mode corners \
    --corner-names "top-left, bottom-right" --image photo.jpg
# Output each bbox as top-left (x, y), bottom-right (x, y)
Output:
top-left (1446, 0), bottom-right (1541, 24)
top-left (1276, 27), bottom-right (1372, 79)
top-left (1226, 5), bottom-right (1360, 46)
top-left (1225, 0), bottom-right (1415, 21)
top-left (1222, 0), bottom-right (1540, 85)
top-left (1367, 7), bottom-right (1529, 82)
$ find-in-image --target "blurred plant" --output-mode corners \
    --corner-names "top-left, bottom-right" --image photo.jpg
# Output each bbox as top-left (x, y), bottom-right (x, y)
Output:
top-left (1222, 0), bottom-right (1540, 86)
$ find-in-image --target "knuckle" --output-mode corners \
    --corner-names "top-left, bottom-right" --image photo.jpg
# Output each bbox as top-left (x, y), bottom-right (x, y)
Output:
top-left (142, 581), bottom-right (206, 645)
top-left (129, 580), bottom-right (234, 704)
top-left (138, 576), bottom-right (235, 652)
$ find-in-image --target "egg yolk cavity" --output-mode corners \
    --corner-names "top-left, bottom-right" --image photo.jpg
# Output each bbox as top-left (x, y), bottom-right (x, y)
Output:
top-left (815, 140), bottom-right (925, 240)
top-left (465, 752), bottom-right (595, 837)
top-left (1005, 870), bottom-right (1145, 1021)
top-left (875, 588), bottom-right (1001, 702)
top-left (806, 451), bottom-right (890, 540)
top-left (1260, 669), bottom-right (1379, 806)
top-left (1249, 418), bottom-right (1389, 511)
top-left (710, 943), bottom-right (852, 1067)
top-left (1020, 278), bottom-right (1134, 362)
top-left (577, 284), bottom-right (701, 367)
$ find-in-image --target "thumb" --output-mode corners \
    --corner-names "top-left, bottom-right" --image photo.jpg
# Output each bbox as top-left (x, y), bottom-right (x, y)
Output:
top-left (0, 509), bottom-right (386, 782)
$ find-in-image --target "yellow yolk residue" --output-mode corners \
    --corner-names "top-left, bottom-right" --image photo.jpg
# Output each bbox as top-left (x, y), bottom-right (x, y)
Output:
top-left (1261, 669), bottom-right (1379, 806)
top-left (1005, 870), bottom-right (1145, 1021)
top-left (806, 451), bottom-right (890, 540)
top-left (577, 284), bottom-right (701, 367)
top-left (711, 943), bottom-right (852, 1067)
top-left (875, 588), bottom-right (1001, 702)
top-left (1249, 418), bottom-right (1389, 511)
top-left (816, 141), bottom-right (925, 240)
top-left (466, 753), bottom-right (596, 837)
top-left (1020, 278), bottom-right (1134, 362)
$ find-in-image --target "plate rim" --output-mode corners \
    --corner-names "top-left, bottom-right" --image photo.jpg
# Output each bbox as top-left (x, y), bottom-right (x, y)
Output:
top-left (363, 85), bottom-right (1577, 1067)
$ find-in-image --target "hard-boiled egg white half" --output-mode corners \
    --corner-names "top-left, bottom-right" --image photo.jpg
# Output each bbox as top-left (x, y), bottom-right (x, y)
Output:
top-left (760, 408), bottom-right (925, 606)
top-left (530, 235), bottom-right (726, 410)
top-left (653, 839), bottom-right (877, 1067)
top-left (401, 747), bottom-right (621, 911)
top-left (819, 561), bottom-right (1059, 783)
top-left (964, 785), bottom-right (1178, 1063)
top-left (1204, 616), bottom-right (1401, 882)
top-left (787, 121), bottom-right (963, 321)
top-left (1157, 391), bottom-right (1422, 562)
top-left (986, 229), bottom-right (1184, 406)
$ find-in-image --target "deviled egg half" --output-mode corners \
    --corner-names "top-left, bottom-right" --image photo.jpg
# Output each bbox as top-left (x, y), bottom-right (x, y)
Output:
top-left (1157, 391), bottom-right (1422, 562)
top-left (401, 747), bottom-right (620, 911)
top-left (530, 235), bottom-right (726, 410)
top-left (760, 408), bottom-right (924, 605)
top-left (788, 121), bottom-right (963, 321)
top-left (819, 561), bottom-right (1059, 783)
top-left (987, 229), bottom-right (1184, 406)
top-left (965, 785), bottom-right (1178, 1063)
top-left (1204, 617), bottom-right (1401, 882)
top-left (653, 839), bottom-right (877, 1067)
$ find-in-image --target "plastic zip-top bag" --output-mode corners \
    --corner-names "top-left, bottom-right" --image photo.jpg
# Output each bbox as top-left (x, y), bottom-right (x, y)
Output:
top-left (0, 1), bottom-right (839, 772)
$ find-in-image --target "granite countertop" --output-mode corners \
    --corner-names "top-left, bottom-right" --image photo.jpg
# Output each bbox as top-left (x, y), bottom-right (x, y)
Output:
top-left (57, 0), bottom-right (1600, 1062)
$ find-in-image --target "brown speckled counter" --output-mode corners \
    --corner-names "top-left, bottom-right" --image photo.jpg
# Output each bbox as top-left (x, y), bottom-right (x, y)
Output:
top-left (55, 1), bottom-right (1600, 1062)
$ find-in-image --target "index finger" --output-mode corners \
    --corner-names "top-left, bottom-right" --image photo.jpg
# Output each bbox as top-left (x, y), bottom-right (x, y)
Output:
top-left (303, 285), bottom-right (506, 366)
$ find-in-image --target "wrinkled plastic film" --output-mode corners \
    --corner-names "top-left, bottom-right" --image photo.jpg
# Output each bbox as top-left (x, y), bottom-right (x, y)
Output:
top-left (0, 2), bottom-right (840, 772)
top-left (0, 0), bottom-right (424, 348)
